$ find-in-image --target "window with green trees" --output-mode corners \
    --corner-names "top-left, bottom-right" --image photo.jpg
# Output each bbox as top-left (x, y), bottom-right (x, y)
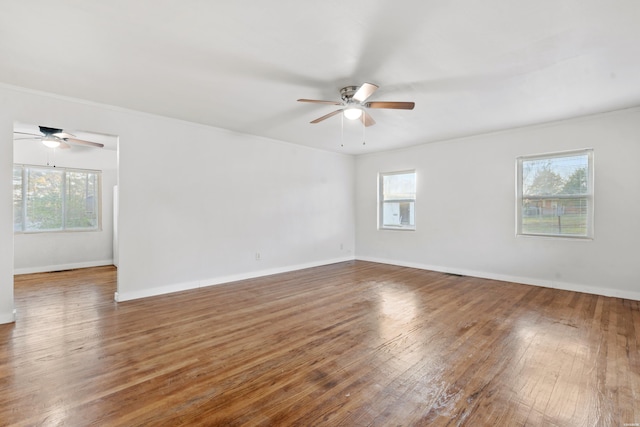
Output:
top-left (516, 149), bottom-right (593, 238)
top-left (13, 165), bottom-right (101, 233)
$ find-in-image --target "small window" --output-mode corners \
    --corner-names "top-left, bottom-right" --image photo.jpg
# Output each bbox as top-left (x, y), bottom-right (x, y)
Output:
top-left (14, 164), bottom-right (102, 233)
top-left (379, 170), bottom-right (416, 230)
top-left (517, 149), bottom-right (593, 238)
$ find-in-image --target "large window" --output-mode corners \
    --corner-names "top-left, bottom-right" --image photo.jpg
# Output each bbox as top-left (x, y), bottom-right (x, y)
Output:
top-left (517, 149), bottom-right (593, 238)
top-left (13, 165), bottom-right (101, 233)
top-left (379, 170), bottom-right (416, 230)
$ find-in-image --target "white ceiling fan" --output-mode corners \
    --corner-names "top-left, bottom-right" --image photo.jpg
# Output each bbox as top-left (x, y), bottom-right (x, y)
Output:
top-left (14, 126), bottom-right (104, 149)
top-left (298, 82), bottom-right (415, 127)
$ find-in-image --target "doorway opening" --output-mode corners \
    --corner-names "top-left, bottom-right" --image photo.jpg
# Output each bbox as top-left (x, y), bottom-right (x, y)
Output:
top-left (12, 122), bottom-right (119, 309)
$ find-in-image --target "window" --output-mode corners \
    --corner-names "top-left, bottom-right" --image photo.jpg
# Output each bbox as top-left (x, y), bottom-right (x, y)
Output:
top-left (517, 149), bottom-right (593, 238)
top-left (379, 170), bottom-right (416, 230)
top-left (13, 165), bottom-right (101, 233)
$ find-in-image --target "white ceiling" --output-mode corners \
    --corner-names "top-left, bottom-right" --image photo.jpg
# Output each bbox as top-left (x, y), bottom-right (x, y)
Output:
top-left (2, 1), bottom-right (640, 154)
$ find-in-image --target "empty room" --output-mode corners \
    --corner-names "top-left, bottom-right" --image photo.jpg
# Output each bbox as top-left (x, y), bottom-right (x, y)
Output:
top-left (1, 1), bottom-right (639, 426)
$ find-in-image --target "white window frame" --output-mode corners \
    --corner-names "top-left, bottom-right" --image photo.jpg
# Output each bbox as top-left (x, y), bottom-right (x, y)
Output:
top-left (516, 149), bottom-right (594, 239)
top-left (14, 164), bottom-right (102, 234)
top-left (378, 170), bottom-right (416, 231)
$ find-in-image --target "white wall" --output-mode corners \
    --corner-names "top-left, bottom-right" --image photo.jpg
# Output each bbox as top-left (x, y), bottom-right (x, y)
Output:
top-left (115, 117), bottom-right (356, 301)
top-left (0, 84), bottom-right (356, 323)
top-left (0, 113), bottom-right (14, 323)
top-left (355, 108), bottom-right (640, 300)
top-left (13, 137), bottom-right (117, 274)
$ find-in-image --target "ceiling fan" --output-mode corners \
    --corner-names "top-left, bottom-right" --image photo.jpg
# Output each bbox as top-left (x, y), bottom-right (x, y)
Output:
top-left (297, 83), bottom-right (415, 127)
top-left (13, 126), bottom-right (104, 149)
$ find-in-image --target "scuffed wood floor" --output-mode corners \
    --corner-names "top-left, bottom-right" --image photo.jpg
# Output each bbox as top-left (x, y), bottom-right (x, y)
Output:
top-left (1, 261), bottom-right (638, 426)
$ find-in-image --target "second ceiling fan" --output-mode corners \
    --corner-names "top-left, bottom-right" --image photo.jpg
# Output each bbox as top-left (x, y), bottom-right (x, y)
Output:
top-left (298, 82), bottom-right (414, 127)
top-left (14, 126), bottom-right (104, 149)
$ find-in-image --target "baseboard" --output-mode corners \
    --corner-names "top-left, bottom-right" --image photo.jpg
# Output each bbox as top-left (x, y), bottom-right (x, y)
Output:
top-left (14, 260), bottom-right (115, 276)
top-left (114, 256), bottom-right (355, 302)
top-left (0, 309), bottom-right (17, 325)
top-left (356, 256), bottom-right (640, 301)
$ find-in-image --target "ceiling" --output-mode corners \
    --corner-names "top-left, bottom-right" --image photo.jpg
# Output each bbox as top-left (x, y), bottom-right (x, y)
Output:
top-left (2, 1), bottom-right (640, 155)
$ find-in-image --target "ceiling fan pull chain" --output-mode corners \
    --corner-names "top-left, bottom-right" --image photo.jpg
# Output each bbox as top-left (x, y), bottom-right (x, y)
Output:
top-left (362, 114), bottom-right (366, 145)
top-left (47, 147), bottom-right (56, 167)
top-left (340, 113), bottom-right (344, 147)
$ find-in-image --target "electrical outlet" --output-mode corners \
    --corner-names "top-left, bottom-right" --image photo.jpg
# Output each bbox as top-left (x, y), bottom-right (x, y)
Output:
top-left (255, 252), bottom-right (261, 261)
top-left (340, 243), bottom-right (344, 250)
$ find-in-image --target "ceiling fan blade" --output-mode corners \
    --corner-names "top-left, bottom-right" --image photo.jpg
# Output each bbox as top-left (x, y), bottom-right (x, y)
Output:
top-left (54, 131), bottom-right (76, 139)
top-left (64, 137), bottom-right (104, 148)
top-left (362, 111), bottom-right (376, 127)
top-left (310, 109), bottom-right (344, 124)
top-left (364, 101), bottom-right (415, 110)
top-left (13, 136), bottom-right (41, 141)
top-left (59, 141), bottom-right (71, 149)
top-left (13, 131), bottom-right (43, 138)
top-left (353, 83), bottom-right (379, 103)
top-left (297, 99), bottom-right (342, 105)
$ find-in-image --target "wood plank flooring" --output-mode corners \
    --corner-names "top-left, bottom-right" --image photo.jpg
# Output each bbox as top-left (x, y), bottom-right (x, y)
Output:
top-left (1, 261), bottom-right (638, 426)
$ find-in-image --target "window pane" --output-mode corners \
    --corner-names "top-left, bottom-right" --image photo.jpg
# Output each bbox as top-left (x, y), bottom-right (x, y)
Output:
top-left (380, 171), bottom-right (416, 230)
top-left (14, 165), bottom-right (102, 233)
top-left (522, 197), bottom-right (588, 236)
top-left (66, 171), bottom-right (99, 229)
top-left (25, 167), bottom-right (63, 231)
top-left (522, 154), bottom-right (589, 197)
top-left (382, 201), bottom-right (415, 227)
top-left (383, 173), bottom-right (416, 200)
top-left (13, 167), bottom-right (23, 232)
top-left (518, 149), bottom-right (592, 238)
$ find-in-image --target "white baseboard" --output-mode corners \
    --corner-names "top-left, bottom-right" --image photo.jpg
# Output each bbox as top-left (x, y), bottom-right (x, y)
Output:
top-left (356, 256), bottom-right (640, 301)
top-left (114, 256), bottom-right (355, 302)
top-left (14, 260), bottom-right (114, 276)
top-left (0, 309), bottom-right (17, 325)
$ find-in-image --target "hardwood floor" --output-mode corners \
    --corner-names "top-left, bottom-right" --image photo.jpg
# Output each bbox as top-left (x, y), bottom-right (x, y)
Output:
top-left (1, 261), bottom-right (638, 426)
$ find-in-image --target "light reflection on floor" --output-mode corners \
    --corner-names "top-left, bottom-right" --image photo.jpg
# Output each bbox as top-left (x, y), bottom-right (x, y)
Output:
top-left (376, 284), bottom-right (425, 368)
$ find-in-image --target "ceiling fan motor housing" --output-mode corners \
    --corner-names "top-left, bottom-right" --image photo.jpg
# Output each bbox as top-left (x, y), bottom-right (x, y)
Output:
top-left (340, 86), bottom-right (359, 102)
top-left (39, 126), bottom-right (63, 136)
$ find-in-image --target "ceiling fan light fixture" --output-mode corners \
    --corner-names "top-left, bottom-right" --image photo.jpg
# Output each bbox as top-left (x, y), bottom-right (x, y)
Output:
top-left (299, 83), bottom-right (413, 127)
top-left (41, 136), bottom-right (61, 148)
top-left (343, 107), bottom-right (362, 120)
